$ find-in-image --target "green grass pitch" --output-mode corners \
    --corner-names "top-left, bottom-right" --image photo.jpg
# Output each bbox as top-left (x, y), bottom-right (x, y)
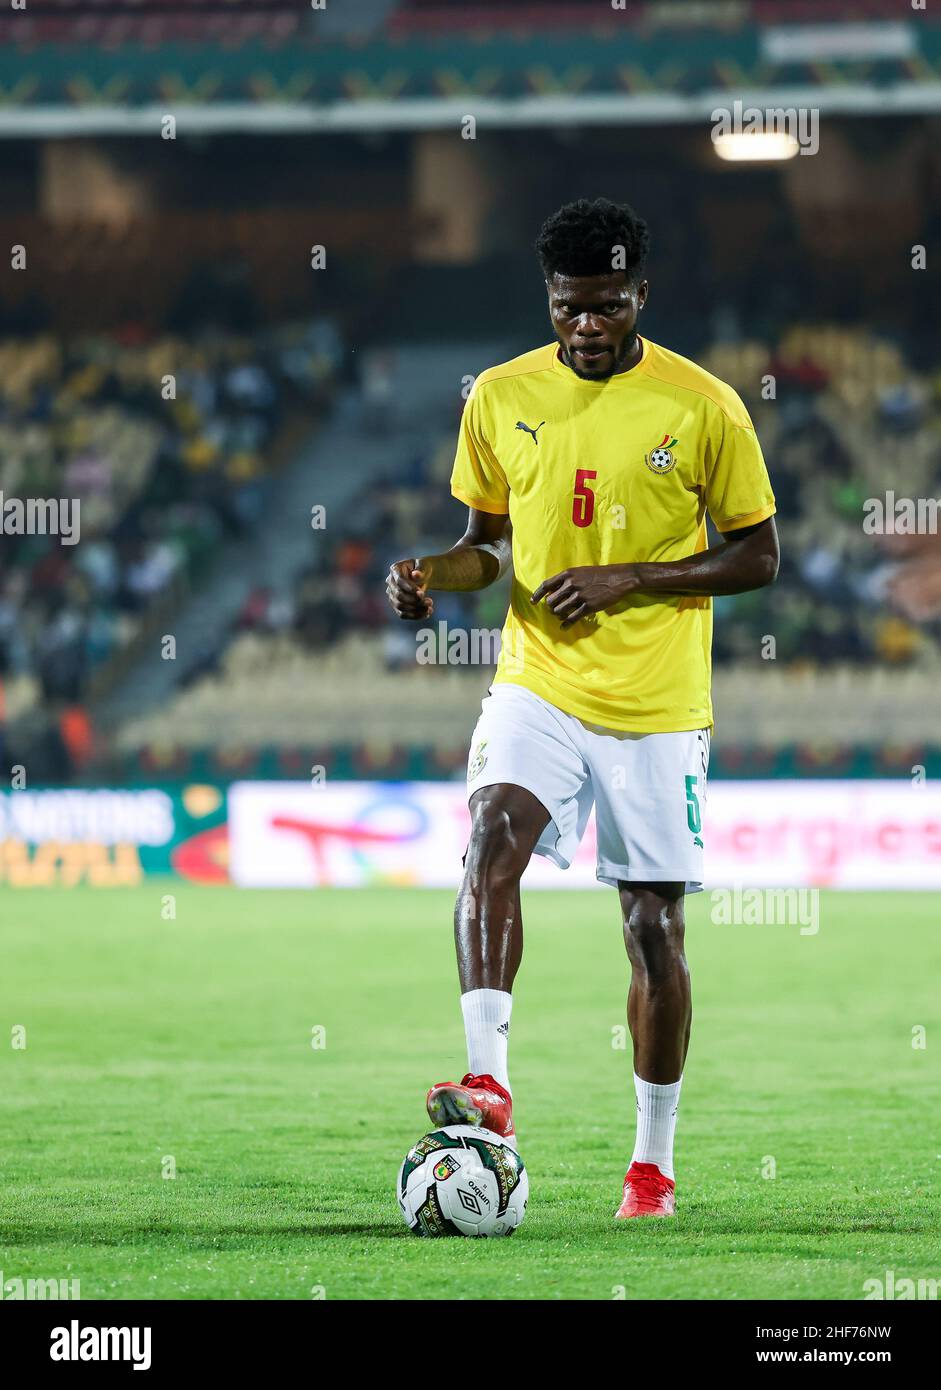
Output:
top-left (1, 883), bottom-right (938, 1301)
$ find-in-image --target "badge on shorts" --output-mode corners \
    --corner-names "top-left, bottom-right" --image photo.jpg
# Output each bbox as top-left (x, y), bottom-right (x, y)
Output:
top-left (468, 741), bottom-right (488, 780)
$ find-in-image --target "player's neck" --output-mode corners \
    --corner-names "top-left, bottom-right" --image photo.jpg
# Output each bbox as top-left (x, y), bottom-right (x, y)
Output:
top-left (610, 335), bottom-right (645, 375)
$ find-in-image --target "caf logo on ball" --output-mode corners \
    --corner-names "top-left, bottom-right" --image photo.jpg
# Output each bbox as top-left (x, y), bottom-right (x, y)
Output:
top-left (645, 433), bottom-right (678, 474)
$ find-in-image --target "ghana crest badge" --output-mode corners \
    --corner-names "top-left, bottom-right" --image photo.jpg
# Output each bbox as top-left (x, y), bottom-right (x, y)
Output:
top-left (645, 433), bottom-right (678, 474)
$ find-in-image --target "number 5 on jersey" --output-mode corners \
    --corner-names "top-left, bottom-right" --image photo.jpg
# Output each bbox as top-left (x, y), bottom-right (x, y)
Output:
top-left (572, 469), bottom-right (597, 528)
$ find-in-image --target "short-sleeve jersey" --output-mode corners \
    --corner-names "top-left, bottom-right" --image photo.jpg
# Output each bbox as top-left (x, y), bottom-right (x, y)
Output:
top-left (450, 337), bottom-right (775, 731)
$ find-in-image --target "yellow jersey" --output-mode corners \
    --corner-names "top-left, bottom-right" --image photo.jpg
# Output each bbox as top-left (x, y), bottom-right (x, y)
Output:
top-left (449, 337), bottom-right (775, 732)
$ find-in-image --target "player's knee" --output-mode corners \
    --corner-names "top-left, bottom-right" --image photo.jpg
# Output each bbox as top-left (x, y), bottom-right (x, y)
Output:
top-left (622, 898), bottom-right (685, 977)
top-left (465, 798), bottom-right (532, 890)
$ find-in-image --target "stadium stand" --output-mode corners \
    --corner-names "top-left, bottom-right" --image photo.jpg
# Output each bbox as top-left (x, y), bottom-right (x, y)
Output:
top-left (0, 319), bottom-right (339, 778)
top-left (103, 321), bottom-right (941, 781)
top-left (3, 0), bottom-right (939, 787)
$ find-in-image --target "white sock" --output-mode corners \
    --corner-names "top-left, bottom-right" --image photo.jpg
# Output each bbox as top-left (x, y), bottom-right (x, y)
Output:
top-left (460, 989), bottom-right (512, 1095)
top-left (630, 1073), bottom-right (682, 1180)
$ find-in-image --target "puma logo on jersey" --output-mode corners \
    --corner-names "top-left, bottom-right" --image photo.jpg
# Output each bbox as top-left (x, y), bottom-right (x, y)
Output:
top-left (516, 419), bottom-right (545, 444)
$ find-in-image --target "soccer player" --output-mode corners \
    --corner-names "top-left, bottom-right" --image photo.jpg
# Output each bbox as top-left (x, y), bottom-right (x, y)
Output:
top-left (385, 198), bottom-right (778, 1217)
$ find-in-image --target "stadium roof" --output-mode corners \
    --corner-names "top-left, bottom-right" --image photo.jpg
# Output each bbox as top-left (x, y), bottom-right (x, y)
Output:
top-left (1, 4), bottom-right (939, 136)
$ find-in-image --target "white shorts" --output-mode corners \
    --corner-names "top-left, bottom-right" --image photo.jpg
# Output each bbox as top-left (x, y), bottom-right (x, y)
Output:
top-left (466, 684), bottom-right (709, 892)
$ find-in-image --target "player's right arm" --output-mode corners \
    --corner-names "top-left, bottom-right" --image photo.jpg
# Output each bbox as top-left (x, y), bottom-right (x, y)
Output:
top-left (385, 508), bottom-right (510, 621)
top-left (387, 375), bottom-right (511, 619)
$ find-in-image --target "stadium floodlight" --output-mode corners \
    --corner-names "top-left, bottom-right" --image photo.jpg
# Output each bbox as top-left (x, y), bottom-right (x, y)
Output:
top-left (712, 131), bottom-right (801, 162)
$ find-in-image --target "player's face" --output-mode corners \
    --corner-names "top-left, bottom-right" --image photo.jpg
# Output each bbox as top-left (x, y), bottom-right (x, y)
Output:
top-left (547, 272), bottom-right (648, 380)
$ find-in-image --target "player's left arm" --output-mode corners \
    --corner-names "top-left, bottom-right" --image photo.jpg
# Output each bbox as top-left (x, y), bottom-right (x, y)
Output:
top-left (535, 403), bottom-right (777, 627)
top-left (532, 517), bottom-right (779, 628)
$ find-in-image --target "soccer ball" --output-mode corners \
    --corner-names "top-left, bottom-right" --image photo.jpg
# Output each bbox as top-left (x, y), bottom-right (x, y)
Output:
top-left (397, 1124), bottom-right (528, 1237)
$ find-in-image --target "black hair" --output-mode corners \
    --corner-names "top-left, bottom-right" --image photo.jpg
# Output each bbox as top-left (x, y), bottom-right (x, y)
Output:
top-left (535, 197), bottom-right (650, 285)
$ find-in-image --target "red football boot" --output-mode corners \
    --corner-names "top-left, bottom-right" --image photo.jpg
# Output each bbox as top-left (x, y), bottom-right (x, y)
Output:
top-left (426, 1073), bottom-right (515, 1145)
top-left (615, 1161), bottom-right (676, 1218)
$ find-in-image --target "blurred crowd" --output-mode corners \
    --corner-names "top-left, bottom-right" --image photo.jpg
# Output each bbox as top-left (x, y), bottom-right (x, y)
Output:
top-left (234, 324), bottom-right (941, 673)
top-left (704, 326), bottom-right (941, 667)
top-left (8, 319), bottom-right (941, 781)
top-left (0, 320), bottom-right (338, 763)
